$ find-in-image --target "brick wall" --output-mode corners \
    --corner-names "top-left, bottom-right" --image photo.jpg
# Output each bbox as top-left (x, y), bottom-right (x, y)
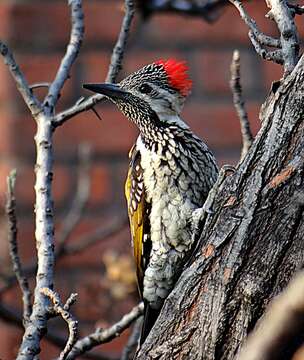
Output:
top-left (0, 0), bottom-right (296, 358)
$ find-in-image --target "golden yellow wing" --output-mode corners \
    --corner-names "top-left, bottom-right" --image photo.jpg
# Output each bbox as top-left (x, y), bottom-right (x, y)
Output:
top-left (125, 145), bottom-right (151, 297)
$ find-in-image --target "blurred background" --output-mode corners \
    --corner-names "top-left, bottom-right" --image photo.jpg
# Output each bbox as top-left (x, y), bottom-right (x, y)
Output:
top-left (0, 0), bottom-right (300, 359)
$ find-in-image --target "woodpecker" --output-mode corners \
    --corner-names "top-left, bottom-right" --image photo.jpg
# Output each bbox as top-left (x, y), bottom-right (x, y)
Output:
top-left (83, 59), bottom-right (219, 343)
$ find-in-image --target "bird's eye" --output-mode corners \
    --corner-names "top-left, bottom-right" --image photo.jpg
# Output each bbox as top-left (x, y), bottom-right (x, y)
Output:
top-left (138, 83), bottom-right (152, 94)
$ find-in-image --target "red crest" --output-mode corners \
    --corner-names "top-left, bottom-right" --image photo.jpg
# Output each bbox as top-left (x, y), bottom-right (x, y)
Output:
top-left (155, 59), bottom-right (192, 96)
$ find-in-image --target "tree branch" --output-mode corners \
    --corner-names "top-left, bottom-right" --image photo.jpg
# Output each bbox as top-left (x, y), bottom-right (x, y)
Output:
top-left (266, 0), bottom-right (300, 74)
top-left (0, 41), bottom-right (42, 117)
top-left (230, 50), bottom-right (253, 162)
top-left (0, 302), bottom-right (116, 360)
top-left (53, 0), bottom-right (135, 127)
top-left (44, 0), bottom-right (84, 112)
top-left (229, 1), bottom-right (284, 66)
top-left (105, 0), bottom-right (135, 83)
top-left (15, 1), bottom-right (84, 358)
top-left (6, 170), bottom-right (32, 327)
top-left (66, 303), bottom-right (144, 360)
top-left (238, 271), bottom-right (304, 360)
top-left (41, 288), bottom-right (78, 360)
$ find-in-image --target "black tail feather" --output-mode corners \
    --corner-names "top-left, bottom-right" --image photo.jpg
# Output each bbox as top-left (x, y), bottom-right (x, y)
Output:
top-left (140, 301), bottom-right (160, 345)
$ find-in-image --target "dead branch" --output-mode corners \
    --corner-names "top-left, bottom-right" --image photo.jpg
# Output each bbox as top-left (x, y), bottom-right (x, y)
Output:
top-left (41, 288), bottom-right (78, 360)
top-left (0, 302), bottom-right (113, 360)
top-left (44, 0), bottom-right (84, 112)
top-left (53, 0), bottom-right (135, 127)
top-left (266, 0), bottom-right (299, 74)
top-left (14, 1), bottom-right (85, 358)
top-left (57, 143), bottom-right (92, 255)
top-left (6, 170), bottom-right (32, 327)
top-left (229, 0), bottom-right (299, 74)
top-left (0, 42), bottom-right (42, 117)
top-left (238, 271), bottom-right (304, 360)
top-left (29, 82), bottom-right (51, 90)
top-left (66, 303), bottom-right (144, 360)
top-left (106, 0), bottom-right (135, 82)
top-left (230, 50), bottom-right (253, 162)
top-left (229, 1), bottom-right (284, 66)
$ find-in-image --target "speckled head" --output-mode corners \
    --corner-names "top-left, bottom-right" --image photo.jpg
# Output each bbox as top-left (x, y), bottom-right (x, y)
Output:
top-left (83, 59), bottom-right (192, 138)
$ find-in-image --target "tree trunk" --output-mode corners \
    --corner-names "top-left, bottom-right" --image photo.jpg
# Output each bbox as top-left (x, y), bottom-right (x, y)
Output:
top-left (136, 55), bottom-right (304, 360)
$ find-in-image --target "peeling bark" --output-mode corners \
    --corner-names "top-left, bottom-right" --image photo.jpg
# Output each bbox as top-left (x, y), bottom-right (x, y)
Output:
top-left (136, 55), bottom-right (304, 360)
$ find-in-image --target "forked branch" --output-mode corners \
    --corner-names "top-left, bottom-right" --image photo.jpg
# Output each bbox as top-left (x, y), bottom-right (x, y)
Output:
top-left (66, 303), bottom-right (144, 360)
top-left (54, 0), bottom-right (135, 127)
top-left (229, 0), bottom-right (299, 74)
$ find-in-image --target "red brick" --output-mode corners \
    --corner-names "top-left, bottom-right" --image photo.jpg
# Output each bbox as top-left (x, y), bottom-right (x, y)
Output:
top-left (262, 60), bottom-right (284, 88)
top-left (54, 106), bottom-right (138, 153)
top-left (88, 164), bottom-right (111, 206)
top-left (194, 49), bottom-right (257, 95)
top-left (144, 2), bottom-right (277, 45)
top-left (9, 1), bottom-right (127, 48)
top-left (0, 3), bottom-right (12, 36)
top-left (83, 1), bottom-right (130, 45)
top-left (0, 112), bottom-right (17, 155)
top-left (184, 101), bottom-right (261, 150)
top-left (57, 218), bottom-right (130, 268)
top-left (0, 321), bottom-right (23, 359)
top-left (9, 3), bottom-right (70, 48)
top-left (79, 50), bottom-right (111, 83)
top-left (17, 54), bottom-right (75, 107)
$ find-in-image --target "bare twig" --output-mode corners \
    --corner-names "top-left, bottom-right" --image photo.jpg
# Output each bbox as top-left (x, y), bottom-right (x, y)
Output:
top-left (44, 0), bottom-right (84, 112)
top-left (53, 0), bottom-right (135, 127)
top-left (106, 0), bottom-right (135, 83)
top-left (230, 0), bottom-right (299, 74)
top-left (66, 303), bottom-right (144, 360)
top-left (230, 50), bottom-right (253, 162)
top-left (29, 82), bottom-right (51, 90)
top-left (266, 0), bottom-right (300, 74)
top-left (120, 317), bottom-right (143, 360)
top-left (6, 170), bottom-right (32, 327)
top-left (41, 288), bottom-right (78, 360)
top-left (229, 0), bottom-right (281, 48)
top-left (238, 271), bottom-right (304, 360)
top-left (16, 2), bottom-right (85, 358)
top-left (248, 31), bottom-right (284, 64)
top-left (0, 41), bottom-right (42, 117)
top-left (229, 1), bottom-right (284, 67)
top-left (0, 303), bottom-right (111, 360)
top-left (57, 144), bottom-right (92, 255)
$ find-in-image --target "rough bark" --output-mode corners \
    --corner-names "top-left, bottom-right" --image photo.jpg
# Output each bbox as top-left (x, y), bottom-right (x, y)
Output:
top-left (136, 54), bottom-right (304, 360)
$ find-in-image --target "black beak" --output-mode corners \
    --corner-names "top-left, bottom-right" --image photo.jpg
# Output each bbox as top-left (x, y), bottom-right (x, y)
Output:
top-left (82, 83), bottom-right (128, 100)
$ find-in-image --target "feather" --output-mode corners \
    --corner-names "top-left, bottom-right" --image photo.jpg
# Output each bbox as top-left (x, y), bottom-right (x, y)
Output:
top-left (125, 145), bottom-right (151, 297)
